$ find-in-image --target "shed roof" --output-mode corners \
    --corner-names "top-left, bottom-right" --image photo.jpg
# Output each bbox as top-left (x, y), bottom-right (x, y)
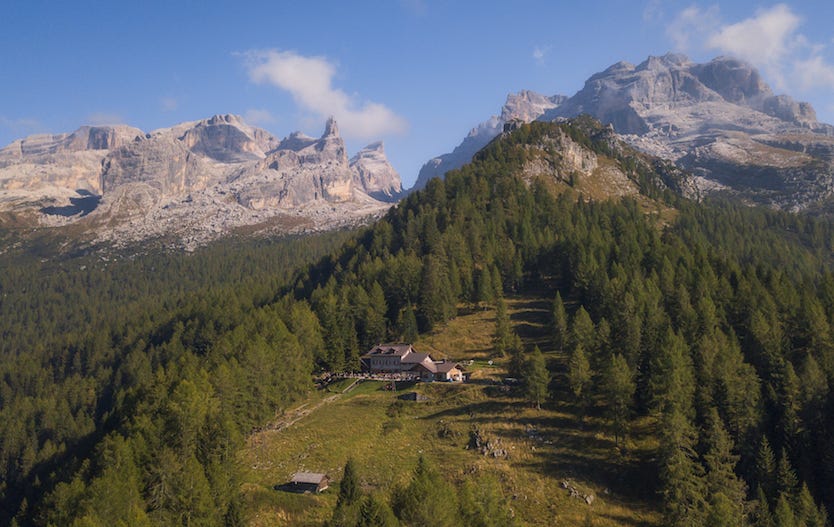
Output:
top-left (434, 361), bottom-right (462, 373)
top-left (291, 472), bottom-right (328, 485)
top-left (362, 343), bottom-right (414, 358)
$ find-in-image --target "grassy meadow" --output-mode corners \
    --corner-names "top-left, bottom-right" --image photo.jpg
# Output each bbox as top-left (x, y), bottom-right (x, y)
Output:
top-left (238, 297), bottom-right (662, 526)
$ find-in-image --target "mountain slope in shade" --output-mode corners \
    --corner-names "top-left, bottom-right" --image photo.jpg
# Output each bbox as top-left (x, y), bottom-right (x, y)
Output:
top-left (0, 115), bottom-right (402, 249)
top-left (412, 91), bottom-right (567, 191)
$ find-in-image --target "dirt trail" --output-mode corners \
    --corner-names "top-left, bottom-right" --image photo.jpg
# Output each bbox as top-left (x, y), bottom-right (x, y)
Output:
top-left (260, 378), bottom-right (363, 434)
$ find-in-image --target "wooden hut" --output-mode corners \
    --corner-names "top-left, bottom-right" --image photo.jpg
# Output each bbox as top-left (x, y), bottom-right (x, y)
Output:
top-left (289, 472), bottom-right (330, 493)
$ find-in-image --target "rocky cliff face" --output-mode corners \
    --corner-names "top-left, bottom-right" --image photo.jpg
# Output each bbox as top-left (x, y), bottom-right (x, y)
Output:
top-left (0, 115), bottom-right (399, 249)
top-left (412, 91), bottom-right (567, 191)
top-left (231, 117), bottom-right (356, 209)
top-left (540, 54), bottom-right (834, 209)
top-left (0, 125), bottom-right (144, 202)
top-left (350, 141), bottom-right (402, 201)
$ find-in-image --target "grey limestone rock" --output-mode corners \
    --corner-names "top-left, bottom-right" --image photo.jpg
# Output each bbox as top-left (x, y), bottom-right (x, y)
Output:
top-left (350, 141), bottom-right (402, 201)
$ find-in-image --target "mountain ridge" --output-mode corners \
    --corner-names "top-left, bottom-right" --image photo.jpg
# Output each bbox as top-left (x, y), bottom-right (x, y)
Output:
top-left (413, 53), bottom-right (834, 211)
top-left (0, 114), bottom-right (402, 249)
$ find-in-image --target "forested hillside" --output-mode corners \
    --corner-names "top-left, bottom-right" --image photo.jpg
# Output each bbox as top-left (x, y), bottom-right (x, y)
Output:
top-left (0, 232), bottom-right (354, 525)
top-left (2, 118), bottom-right (834, 525)
top-left (290, 120), bottom-right (834, 525)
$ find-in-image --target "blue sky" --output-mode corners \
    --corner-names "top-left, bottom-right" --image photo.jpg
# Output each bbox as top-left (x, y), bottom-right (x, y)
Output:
top-left (2, 1), bottom-right (833, 187)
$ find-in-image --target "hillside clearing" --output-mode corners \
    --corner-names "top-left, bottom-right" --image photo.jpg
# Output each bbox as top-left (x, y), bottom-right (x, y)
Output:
top-left (238, 297), bottom-right (662, 526)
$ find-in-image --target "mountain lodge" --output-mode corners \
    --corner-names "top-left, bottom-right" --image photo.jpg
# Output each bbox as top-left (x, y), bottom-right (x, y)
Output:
top-left (360, 344), bottom-right (465, 382)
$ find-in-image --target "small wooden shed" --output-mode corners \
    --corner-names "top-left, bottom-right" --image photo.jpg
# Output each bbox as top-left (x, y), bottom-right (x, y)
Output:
top-left (289, 472), bottom-right (330, 493)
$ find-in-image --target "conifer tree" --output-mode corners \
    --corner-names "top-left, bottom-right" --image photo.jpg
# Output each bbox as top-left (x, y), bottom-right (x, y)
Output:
top-left (552, 291), bottom-right (568, 351)
top-left (659, 404), bottom-right (707, 527)
top-left (331, 458), bottom-right (363, 527)
top-left (357, 494), bottom-right (398, 527)
top-left (339, 458), bottom-right (361, 506)
top-left (773, 494), bottom-right (797, 527)
top-left (568, 343), bottom-right (592, 417)
top-left (604, 353), bottom-right (635, 447)
top-left (494, 298), bottom-right (512, 357)
top-left (507, 333), bottom-right (525, 380)
top-left (398, 305), bottom-right (418, 344)
top-left (703, 409), bottom-right (747, 527)
top-left (796, 483), bottom-right (827, 527)
top-left (392, 456), bottom-right (459, 527)
top-left (524, 346), bottom-right (549, 410)
top-left (756, 436), bottom-right (777, 500)
top-left (571, 306), bottom-right (595, 352)
top-left (776, 449), bottom-right (799, 503)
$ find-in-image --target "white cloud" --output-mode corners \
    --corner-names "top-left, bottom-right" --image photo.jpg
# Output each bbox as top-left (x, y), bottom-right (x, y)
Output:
top-left (160, 97), bottom-right (178, 112)
top-left (243, 108), bottom-right (277, 126)
top-left (667, 4), bottom-right (834, 93)
top-left (666, 5), bottom-right (720, 52)
top-left (794, 55), bottom-right (834, 90)
top-left (241, 49), bottom-right (407, 140)
top-left (86, 112), bottom-right (125, 126)
top-left (706, 4), bottom-right (800, 69)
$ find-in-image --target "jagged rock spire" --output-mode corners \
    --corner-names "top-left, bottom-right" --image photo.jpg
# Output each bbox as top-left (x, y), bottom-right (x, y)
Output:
top-left (323, 116), bottom-right (339, 138)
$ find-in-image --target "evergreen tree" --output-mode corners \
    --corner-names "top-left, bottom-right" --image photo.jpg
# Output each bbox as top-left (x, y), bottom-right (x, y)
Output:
top-left (659, 404), bottom-right (707, 527)
top-left (568, 343), bottom-right (592, 417)
top-left (774, 494), bottom-right (797, 527)
top-left (331, 458), bottom-right (363, 527)
top-left (756, 436), bottom-right (777, 500)
top-left (494, 298), bottom-right (512, 357)
top-left (475, 266), bottom-right (494, 307)
top-left (506, 333), bottom-right (525, 380)
top-left (571, 306), bottom-right (595, 352)
top-left (357, 494), bottom-right (398, 527)
top-left (703, 409), bottom-right (747, 527)
top-left (604, 353), bottom-right (635, 447)
top-left (753, 487), bottom-right (775, 527)
top-left (338, 458), bottom-right (361, 507)
top-left (796, 483), bottom-right (827, 527)
top-left (776, 449), bottom-right (799, 503)
top-left (398, 305), bottom-right (418, 343)
top-left (458, 475), bottom-right (516, 527)
top-left (552, 291), bottom-right (568, 351)
top-left (524, 346), bottom-right (549, 410)
top-left (392, 456), bottom-right (459, 527)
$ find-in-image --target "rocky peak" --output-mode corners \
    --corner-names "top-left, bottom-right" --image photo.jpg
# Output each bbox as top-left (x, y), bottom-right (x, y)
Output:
top-left (178, 114), bottom-right (278, 162)
top-left (323, 116), bottom-right (339, 138)
top-left (350, 141), bottom-right (402, 201)
top-left (691, 56), bottom-right (772, 106)
top-left (502, 91), bottom-right (567, 123)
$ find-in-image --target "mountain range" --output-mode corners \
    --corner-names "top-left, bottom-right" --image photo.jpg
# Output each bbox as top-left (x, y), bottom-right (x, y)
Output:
top-left (420, 53), bottom-right (834, 210)
top-left (0, 114), bottom-right (401, 249)
top-left (3, 53), bottom-right (834, 250)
